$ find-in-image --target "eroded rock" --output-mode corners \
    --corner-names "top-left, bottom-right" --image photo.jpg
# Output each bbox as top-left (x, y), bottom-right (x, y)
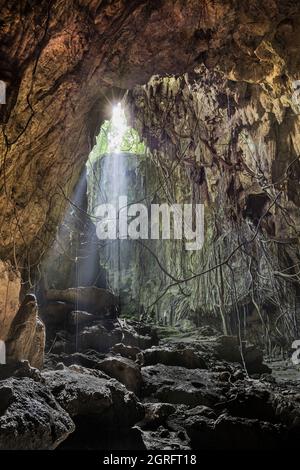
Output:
top-left (42, 366), bottom-right (144, 427)
top-left (140, 345), bottom-right (207, 369)
top-left (111, 343), bottom-right (141, 361)
top-left (0, 261), bottom-right (20, 340)
top-left (46, 287), bottom-right (118, 315)
top-left (0, 377), bottom-right (74, 449)
top-left (6, 294), bottom-right (45, 369)
top-left (96, 355), bottom-right (142, 394)
top-left (141, 364), bottom-right (224, 406)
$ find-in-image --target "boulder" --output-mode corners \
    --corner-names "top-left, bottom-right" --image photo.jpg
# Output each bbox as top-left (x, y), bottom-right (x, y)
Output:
top-left (141, 364), bottom-right (224, 406)
top-left (121, 320), bottom-right (159, 349)
top-left (168, 407), bottom-right (283, 450)
top-left (140, 345), bottom-right (207, 369)
top-left (223, 385), bottom-right (276, 422)
top-left (122, 329), bottom-right (154, 350)
top-left (44, 351), bottom-right (107, 371)
top-left (78, 322), bottom-right (155, 354)
top-left (42, 366), bottom-right (144, 427)
top-left (0, 360), bottom-right (43, 382)
top-left (141, 427), bottom-right (190, 450)
top-left (78, 324), bottom-right (122, 352)
top-left (140, 402), bottom-right (177, 430)
top-left (0, 377), bottom-right (74, 449)
top-left (111, 343), bottom-right (141, 360)
top-left (28, 317), bottom-right (45, 369)
top-left (45, 287), bottom-right (118, 315)
top-left (96, 355), bottom-right (142, 394)
top-left (6, 294), bottom-right (45, 369)
top-left (215, 336), bottom-right (271, 374)
top-left (41, 301), bottom-right (73, 325)
top-left (44, 351), bottom-right (141, 393)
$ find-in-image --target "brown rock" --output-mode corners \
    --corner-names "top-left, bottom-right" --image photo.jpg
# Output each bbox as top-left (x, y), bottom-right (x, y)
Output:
top-left (42, 366), bottom-right (144, 427)
top-left (111, 343), bottom-right (141, 360)
top-left (28, 317), bottom-right (45, 369)
top-left (140, 346), bottom-right (207, 369)
top-left (0, 261), bottom-right (21, 340)
top-left (46, 287), bottom-right (118, 315)
top-left (0, 377), bottom-right (74, 450)
top-left (97, 355), bottom-right (142, 394)
top-left (41, 301), bottom-right (73, 325)
top-left (6, 294), bottom-right (45, 369)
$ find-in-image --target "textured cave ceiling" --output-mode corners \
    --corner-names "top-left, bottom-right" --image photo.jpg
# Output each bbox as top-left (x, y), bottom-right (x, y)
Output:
top-left (1, 0), bottom-right (300, 268)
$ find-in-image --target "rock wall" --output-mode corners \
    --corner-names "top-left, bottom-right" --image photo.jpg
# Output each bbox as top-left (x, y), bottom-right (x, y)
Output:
top-left (124, 70), bottom-right (300, 349)
top-left (0, 260), bottom-right (20, 340)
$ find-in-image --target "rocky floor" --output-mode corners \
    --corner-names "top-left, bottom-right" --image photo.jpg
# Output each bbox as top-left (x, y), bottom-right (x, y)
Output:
top-left (1, 310), bottom-right (300, 450)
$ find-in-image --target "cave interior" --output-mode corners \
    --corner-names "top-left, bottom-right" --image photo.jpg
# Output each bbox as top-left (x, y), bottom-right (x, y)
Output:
top-left (1, 0), bottom-right (300, 452)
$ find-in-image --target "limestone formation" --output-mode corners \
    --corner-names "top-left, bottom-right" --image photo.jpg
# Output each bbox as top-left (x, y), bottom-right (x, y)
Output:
top-left (45, 286), bottom-right (118, 314)
top-left (42, 366), bottom-right (144, 426)
top-left (0, 377), bottom-right (75, 450)
top-left (6, 294), bottom-right (45, 369)
top-left (0, 261), bottom-right (20, 340)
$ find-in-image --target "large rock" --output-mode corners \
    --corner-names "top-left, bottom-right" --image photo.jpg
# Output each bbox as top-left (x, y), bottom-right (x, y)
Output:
top-left (96, 355), bottom-right (142, 394)
top-left (141, 427), bottom-right (190, 450)
top-left (5, 295), bottom-right (45, 368)
top-left (44, 351), bottom-right (107, 371)
top-left (42, 366), bottom-right (144, 427)
top-left (141, 364), bottom-right (224, 406)
top-left (168, 407), bottom-right (283, 450)
top-left (0, 377), bottom-right (74, 449)
top-left (215, 336), bottom-right (271, 374)
top-left (46, 287), bottom-right (118, 315)
top-left (0, 261), bottom-right (21, 340)
top-left (78, 324), bottom-right (122, 353)
top-left (0, 360), bottom-right (42, 382)
top-left (140, 345), bottom-right (207, 369)
top-left (41, 301), bottom-right (73, 326)
top-left (5, 294), bottom-right (45, 369)
top-left (140, 402), bottom-right (177, 430)
top-left (44, 351), bottom-right (142, 393)
top-left (78, 321), bottom-right (156, 354)
top-left (111, 343), bottom-right (141, 361)
top-left (28, 317), bottom-right (45, 370)
top-left (162, 334), bottom-right (270, 374)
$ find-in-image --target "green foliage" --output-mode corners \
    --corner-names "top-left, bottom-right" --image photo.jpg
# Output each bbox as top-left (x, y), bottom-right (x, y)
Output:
top-left (88, 119), bottom-right (146, 165)
top-left (121, 127), bottom-right (146, 154)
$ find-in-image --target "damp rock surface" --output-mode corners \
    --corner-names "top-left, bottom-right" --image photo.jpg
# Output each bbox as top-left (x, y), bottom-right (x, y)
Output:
top-left (0, 377), bottom-right (75, 450)
top-left (1, 317), bottom-right (300, 450)
top-left (42, 366), bottom-right (144, 427)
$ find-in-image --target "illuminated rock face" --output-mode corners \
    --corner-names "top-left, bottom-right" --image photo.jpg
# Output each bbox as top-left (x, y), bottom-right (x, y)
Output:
top-left (0, 261), bottom-right (20, 341)
top-left (124, 72), bottom-right (300, 343)
top-left (6, 294), bottom-right (45, 369)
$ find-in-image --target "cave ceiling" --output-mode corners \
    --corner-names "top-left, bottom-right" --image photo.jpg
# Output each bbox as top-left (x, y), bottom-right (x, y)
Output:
top-left (1, 0), bottom-right (300, 268)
